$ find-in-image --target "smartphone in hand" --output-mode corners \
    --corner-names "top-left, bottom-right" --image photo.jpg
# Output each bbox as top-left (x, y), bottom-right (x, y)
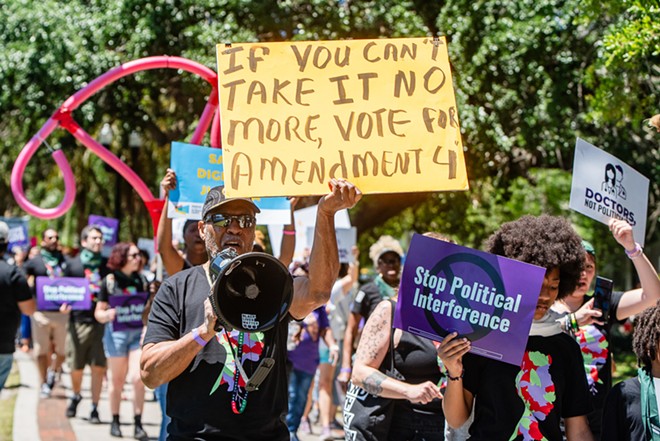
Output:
top-left (593, 276), bottom-right (614, 323)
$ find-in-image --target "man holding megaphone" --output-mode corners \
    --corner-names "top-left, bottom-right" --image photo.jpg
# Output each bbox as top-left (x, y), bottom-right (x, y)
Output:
top-left (140, 178), bottom-right (361, 441)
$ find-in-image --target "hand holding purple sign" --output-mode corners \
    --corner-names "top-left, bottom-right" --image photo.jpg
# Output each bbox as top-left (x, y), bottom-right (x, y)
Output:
top-left (108, 293), bottom-right (149, 331)
top-left (36, 276), bottom-right (92, 311)
top-left (393, 234), bottom-right (546, 366)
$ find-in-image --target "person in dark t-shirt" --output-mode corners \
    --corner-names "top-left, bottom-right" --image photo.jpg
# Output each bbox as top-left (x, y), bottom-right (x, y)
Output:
top-left (23, 227), bottom-right (69, 398)
top-left (602, 303), bottom-right (660, 441)
top-left (140, 179), bottom-right (361, 441)
top-left (439, 215), bottom-right (594, 441)
top-left (0, 221), bottom-right (35, 391)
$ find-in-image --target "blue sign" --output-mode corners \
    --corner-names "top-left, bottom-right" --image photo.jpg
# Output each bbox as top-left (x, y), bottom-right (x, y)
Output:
top-left (168, 142), bottom-right (290, 223)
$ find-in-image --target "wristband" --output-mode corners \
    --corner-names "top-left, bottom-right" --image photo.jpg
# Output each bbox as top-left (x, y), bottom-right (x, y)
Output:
top-left (447, 369), bottom-right (464, 381)
top-left (330, 344), bottom-right (339, 352)
top-left (625, 242), bottom-right (643, 259)
top-left (340, 367), bottom-right (352, 374)
top-left (283, 230), bottom-right (296, 236)
top-left (191, 327), bottom-right (209, 347)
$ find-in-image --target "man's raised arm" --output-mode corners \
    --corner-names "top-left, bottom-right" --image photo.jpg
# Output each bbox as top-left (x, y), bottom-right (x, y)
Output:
top-left (289, 179), bottom-right (361, 319)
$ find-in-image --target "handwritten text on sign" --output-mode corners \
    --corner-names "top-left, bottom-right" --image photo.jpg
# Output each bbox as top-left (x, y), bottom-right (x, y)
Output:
top-left (216, 37), bottom-right (469, 197)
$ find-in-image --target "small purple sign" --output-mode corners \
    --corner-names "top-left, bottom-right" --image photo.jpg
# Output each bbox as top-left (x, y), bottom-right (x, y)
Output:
top-left (88, 215), bottom-right (119, 247)
top-left (393, 234), bottom-right (547, 366)
top-left (108, 293), bottom-right (149, 331)
top-left (0, 216), bottom-right (30, 250)
top-left (36, 277), bottom-right (91, 311)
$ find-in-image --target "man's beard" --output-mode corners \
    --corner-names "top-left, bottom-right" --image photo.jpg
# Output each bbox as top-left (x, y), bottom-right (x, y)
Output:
top-left (204, 230), bottom-right (221, 259)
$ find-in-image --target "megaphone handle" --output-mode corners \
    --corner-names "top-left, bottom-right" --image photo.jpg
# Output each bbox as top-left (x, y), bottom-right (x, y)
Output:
top-left (245, 357), bottom-right (276, 392)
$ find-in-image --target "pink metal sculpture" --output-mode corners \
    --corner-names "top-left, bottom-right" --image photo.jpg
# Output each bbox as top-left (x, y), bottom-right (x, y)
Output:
top-left (11, 56), bottom-right (220, 233)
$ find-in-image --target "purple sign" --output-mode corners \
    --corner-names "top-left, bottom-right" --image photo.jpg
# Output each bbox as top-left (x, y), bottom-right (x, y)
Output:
top-left (0, 216), bottom-right (30, 250)
top-left (108, 293), bottom-right (149, 331)
top-left (36, 277), bottom-right (91, 311)
top-left (88, 215), bottom-right (119, 247)
top-left (393, 234), bottom-right (546, 366)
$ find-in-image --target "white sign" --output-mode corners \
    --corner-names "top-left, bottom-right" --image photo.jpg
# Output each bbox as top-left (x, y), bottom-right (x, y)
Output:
top-left (268, 205), bottom-right (352, 262)
top-left (305, 227), bottom-right (357, 263)
top-left (569, 138), bottom-right (649, 245)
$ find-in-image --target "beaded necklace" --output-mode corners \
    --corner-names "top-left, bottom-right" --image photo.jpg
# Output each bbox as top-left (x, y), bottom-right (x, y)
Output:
top-left (230, 331), bottom-right (248, 414)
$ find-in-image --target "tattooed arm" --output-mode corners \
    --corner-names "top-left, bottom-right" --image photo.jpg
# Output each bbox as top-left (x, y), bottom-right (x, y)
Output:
top-left (351, 300), bottom-right (442, 404)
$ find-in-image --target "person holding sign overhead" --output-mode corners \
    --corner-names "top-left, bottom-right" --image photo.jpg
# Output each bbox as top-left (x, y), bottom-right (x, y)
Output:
top-left (439, 215), bottom-right (595, 441)
top-left (95, 242), bottom-right (151, 440)
top-left (140, 179), bottom-right (361, 441)
top-left (551, 219), bottom-right (660, 438)
top-left (158, 168), bottom-right (211, 275)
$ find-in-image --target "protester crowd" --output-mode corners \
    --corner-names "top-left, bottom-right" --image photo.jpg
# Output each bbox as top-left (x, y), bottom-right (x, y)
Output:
top-left (1, 175), bottom-right (659, 441)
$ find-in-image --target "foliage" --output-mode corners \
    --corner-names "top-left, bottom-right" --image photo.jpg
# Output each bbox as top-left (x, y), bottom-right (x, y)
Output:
top-left (0, 0), bottom-right (657, 266)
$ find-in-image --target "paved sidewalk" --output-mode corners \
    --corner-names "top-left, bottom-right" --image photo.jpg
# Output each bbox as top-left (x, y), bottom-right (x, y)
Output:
top-left (11, 349), bottom-right (342, 441)
top-left (13, 350), bottom-right (161, 441)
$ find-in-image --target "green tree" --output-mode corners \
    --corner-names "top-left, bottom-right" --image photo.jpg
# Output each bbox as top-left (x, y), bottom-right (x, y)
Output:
top-left (1, 0), bottom-right (657, 272)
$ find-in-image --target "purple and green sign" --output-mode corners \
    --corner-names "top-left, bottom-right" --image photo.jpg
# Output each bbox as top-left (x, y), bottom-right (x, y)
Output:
top-left (36, 277), bottom-right (91, 311)
top-left (108, 293), bottom-right (149, 331)
top-left (393, 234), bottom-right (546, 366)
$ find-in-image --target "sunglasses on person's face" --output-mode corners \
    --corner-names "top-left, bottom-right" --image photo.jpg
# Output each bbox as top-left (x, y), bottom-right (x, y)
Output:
top-left (205, 214), bottom-right (255, 229)
top-left (378, 258), bottom-right (400, 266)
top-left (127, 253), bottom-right (141, 259)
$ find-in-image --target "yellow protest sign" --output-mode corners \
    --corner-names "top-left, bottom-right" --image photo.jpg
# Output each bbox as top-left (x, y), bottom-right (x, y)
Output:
top-left (216, 37), bottom-right (468, 197)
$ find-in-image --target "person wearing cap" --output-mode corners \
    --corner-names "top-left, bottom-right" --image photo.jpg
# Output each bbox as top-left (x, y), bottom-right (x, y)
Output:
top-left (23, 227), bottom-right (70, 398)
top-left (337, 235), bottom-right (404, 391)
top-left (0, 221), bottom-right (36, 392)
top-left (140, 179), bottom-right (361, 440)
top-left (551, 218), bottom-right (660, 438)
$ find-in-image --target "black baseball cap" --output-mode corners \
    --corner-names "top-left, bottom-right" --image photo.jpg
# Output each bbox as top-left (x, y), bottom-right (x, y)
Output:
top-left (201, 185), bottom-right (260, 220)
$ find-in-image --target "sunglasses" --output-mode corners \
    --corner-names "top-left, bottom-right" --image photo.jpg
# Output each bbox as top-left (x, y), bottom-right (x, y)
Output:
top-left (378, 258), bottom-right (400, 266)
top-left (127, 253), bottom-right (141, 259)
top-left (205, 214), bottom-right (255, 229)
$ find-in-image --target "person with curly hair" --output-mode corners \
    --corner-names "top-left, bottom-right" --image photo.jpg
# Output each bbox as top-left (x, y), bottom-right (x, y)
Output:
top-left (601, 302), bottom-right (660, 441)
top-left (552, 219), bottom-right (660, 438)
top-left (438, 215), bottom-right (595, 441)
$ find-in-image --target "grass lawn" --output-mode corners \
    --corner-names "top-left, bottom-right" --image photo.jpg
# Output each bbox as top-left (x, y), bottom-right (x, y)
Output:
top-left (0, 360), bottom-right (20, 441)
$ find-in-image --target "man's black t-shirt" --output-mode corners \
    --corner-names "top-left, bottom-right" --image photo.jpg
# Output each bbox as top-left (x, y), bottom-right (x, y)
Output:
top-left (65, 255), bottom-right (109, 323)
top-left (462, 332), bottom-right (593, 441)
top-left (143, 266), bottom-right (290, 441)
top-left (0, 260), bottom-right (32, 353)
top-left (601, 377), bottom-right (644, 441)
